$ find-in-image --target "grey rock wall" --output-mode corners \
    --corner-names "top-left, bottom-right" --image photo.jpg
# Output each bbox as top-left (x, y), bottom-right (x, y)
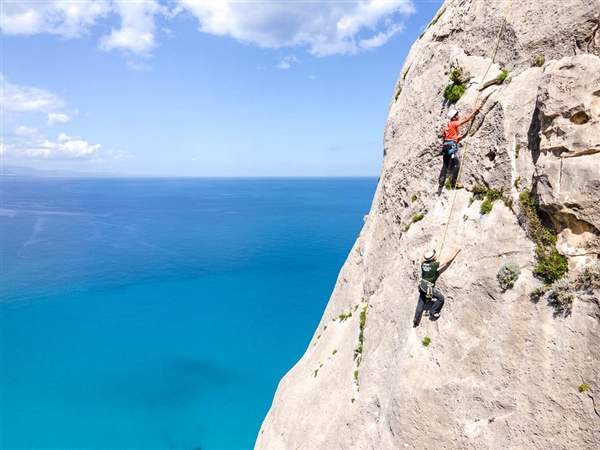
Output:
top-left (256, 1), bottom-right (600, 448)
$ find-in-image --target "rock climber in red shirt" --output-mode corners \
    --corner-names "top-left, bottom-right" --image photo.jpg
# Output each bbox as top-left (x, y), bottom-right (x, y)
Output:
top-left (438, 105), bottom-right (481, 194)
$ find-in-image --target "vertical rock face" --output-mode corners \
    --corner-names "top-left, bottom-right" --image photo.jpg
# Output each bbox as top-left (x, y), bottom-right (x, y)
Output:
top-left (256, 1), bottom-right (600, 449)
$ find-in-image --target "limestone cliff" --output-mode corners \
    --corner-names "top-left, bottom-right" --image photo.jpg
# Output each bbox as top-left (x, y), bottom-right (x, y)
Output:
top-left (256, 1), bottom-right (600, 448)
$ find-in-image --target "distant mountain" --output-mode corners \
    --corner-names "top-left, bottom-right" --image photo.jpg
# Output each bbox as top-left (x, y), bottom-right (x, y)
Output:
top-left (0, 165), bottom-right (118, 178)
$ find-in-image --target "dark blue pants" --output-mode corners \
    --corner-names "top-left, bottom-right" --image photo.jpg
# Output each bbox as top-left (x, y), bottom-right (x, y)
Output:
top-left (414, 286), bottom-right (445, 324)
top-left (439, 152), bottom-right (460, 187)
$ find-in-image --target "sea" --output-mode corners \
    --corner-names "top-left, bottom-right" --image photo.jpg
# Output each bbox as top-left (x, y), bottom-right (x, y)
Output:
top-left (0, 177), bottom-right (377, 450)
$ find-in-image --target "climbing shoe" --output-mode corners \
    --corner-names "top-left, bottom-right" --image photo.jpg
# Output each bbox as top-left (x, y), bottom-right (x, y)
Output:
top-left (413, 318), bottom-right (420, 328)
top-left (429, 313), bottom-right (440, 321)
top-left (437, 185), bottom-right (443, 196)
top-left (454, 182), bottom-right (464, 189)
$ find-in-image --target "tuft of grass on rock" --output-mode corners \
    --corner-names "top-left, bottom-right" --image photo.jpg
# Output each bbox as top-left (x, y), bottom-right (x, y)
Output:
top-left (412, 213), bottom-right (424, 223)
top-left (472, 185), bottom-right (510, 214)
top-left (497, 259), bottom-right (521, 290)
top-left (338, 312), bottom-right (352, 322)
top-left (579, 383), bottom-right (590, 392)
top-left (394, 87), bottom-right (402, 101)
top-left (443, 67), bottom-right (469, 102)
top-left (547, 278), bottom-right (575, 308)
top-left (579, 262), bottom-right (600, 289)
top-left (481, 198), bottom-right (493, 214)
top-left (533, 56), bottom-right (545, 67)
top-left (422, 336), bottom-right (431, 347)
top-left (496, 69), bottom-right (509, 83)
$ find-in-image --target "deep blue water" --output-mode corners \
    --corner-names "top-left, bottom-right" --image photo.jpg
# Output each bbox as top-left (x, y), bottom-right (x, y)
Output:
top-left (0, 177), bottom-right (376, 450)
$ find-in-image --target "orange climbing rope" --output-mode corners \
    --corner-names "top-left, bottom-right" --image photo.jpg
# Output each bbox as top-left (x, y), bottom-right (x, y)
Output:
top-left (437, 0), bottom-right (515, 259)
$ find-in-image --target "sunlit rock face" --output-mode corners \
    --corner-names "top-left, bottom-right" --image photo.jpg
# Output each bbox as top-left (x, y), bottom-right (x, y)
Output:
top-left (256, 1), bottom-right (600, 449)
top-left (535, 54), bottom-right (600, 268)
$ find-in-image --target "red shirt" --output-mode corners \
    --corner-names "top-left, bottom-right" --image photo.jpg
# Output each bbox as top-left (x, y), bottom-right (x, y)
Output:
top-left (443, 120), bottom-right (460, 142)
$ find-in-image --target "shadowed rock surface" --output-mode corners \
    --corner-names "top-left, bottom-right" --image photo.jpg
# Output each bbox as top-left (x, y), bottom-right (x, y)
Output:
top-left (256, 1), bottom-right (600, 448)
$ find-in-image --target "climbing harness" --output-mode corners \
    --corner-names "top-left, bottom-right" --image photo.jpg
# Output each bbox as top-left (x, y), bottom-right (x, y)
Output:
top-left (419, 279), bottom-right (435, 299)
top-left (437, 0), bottom-right (515, 259)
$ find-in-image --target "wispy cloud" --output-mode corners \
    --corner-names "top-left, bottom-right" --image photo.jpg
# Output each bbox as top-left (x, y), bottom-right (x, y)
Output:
top-left (2, 129), bottom-right (128, 161)
top-left (13, 126), bottom-right (39, 137)
top-left (0, 0), bottom-right (111, 38)
top-left (1, 74), bottom-right (67, 115)
top-left (47, 113), bottom-right (72, 126)
top-left (1, 1), bottom-right (415, 59)
top-left (277, 55), bottom-right (299, 70)
top-left (177, 0), bottom-right (415, 56)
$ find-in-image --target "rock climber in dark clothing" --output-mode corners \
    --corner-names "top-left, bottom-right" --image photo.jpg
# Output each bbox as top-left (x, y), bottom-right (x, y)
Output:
top-left (413, 248), bottom-right (461, 328)
top-left (438, 105), bottom-right (481, 194)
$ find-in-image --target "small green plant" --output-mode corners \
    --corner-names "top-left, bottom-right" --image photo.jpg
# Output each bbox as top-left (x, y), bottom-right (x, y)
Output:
top-left (404, 224), bottom-right (411, 232)
top-left (418, 31), bottom-right (426, 39)
top-left (354, 370), bottom-right (359, 386)
top-left (579, 262), bottom-right (600, 288)
top-left (314, 369), bottom-right (319, 378)
top-left (355, 306), bottom-right (368, 363)
top-left (496, 69), bottom-right (509, 83)
top-left (422, 336), bottom-right (431, 347)
top-left (394, 87), bottom-right (402, 101)
top-left (472, 185), bottom-right (508, 214)
top-left (443, 67), bottom-right (469, 102)
top-left (338, 312), bottom-right (352, 322)
top-left (323, 325), bottom-right (327, 330)
top-left (515, 144), bottom-right (521, 158)
top-left (514, 177), bottom-right (521, 188)
top-left (533, 56), bottom-right (545, 67)
top-left (444, 178), bottom-right (454, 190)
top-left (547, 278), bottom-right (575, 308)
top-left (403, 65), bottom-right (411, 80)
top-left (411, 195), bottom-right (418, 202)
top-left (351, 397), bottom-right (356, 403)
top-left (444, 84), bottom-right (466, 102)
top-left (579, 383), bottom-right (590, 392)
top-left (412, 213), bottom-right (424, 223)
top-left (534, 246), bottom-right (568, 285)
top-left (332, 349), bottom-right (337, 355)
top-left (497, 259), bottom-right (521, 290)
top-left (480, 198), bottom-right (493, 214)
top-left (531, 284), bottom-right (549, 297)
top-left (317, 334), bottom-right (321, 339)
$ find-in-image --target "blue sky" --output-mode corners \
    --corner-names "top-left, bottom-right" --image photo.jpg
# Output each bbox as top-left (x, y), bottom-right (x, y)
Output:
top-left (1, 0), bottom-right (443, 176)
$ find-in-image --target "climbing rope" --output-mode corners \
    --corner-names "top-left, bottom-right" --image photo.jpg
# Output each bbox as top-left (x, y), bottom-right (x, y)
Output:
top-left (437, 0), bottom-right (515, 259)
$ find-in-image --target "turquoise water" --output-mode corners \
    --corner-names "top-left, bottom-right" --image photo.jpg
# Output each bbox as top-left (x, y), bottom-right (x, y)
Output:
top-left (1, 178), bottom-right (376, 450)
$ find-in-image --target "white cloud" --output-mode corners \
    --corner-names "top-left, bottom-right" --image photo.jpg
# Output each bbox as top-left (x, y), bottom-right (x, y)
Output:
top-left (98, 0), bottom-right (163, 57)
top-left (47, 113), bottom-right (72, 126)
top-left (277, 55), bottom-right (299, 70)
top-left (177, 0), bottom-right (415, 56)
top-left (1, 74), bottom-right (67, 114)
top-left (2, 129), bottom-right (128, 161)
top-left (13, 125), bottom-right (39, 137)
top-left (0, 0), bottom-right (111, 38)
top-left (1, 0), bottom-right (415, 59)
top-left (127, 60), bottom-right (152, 71)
